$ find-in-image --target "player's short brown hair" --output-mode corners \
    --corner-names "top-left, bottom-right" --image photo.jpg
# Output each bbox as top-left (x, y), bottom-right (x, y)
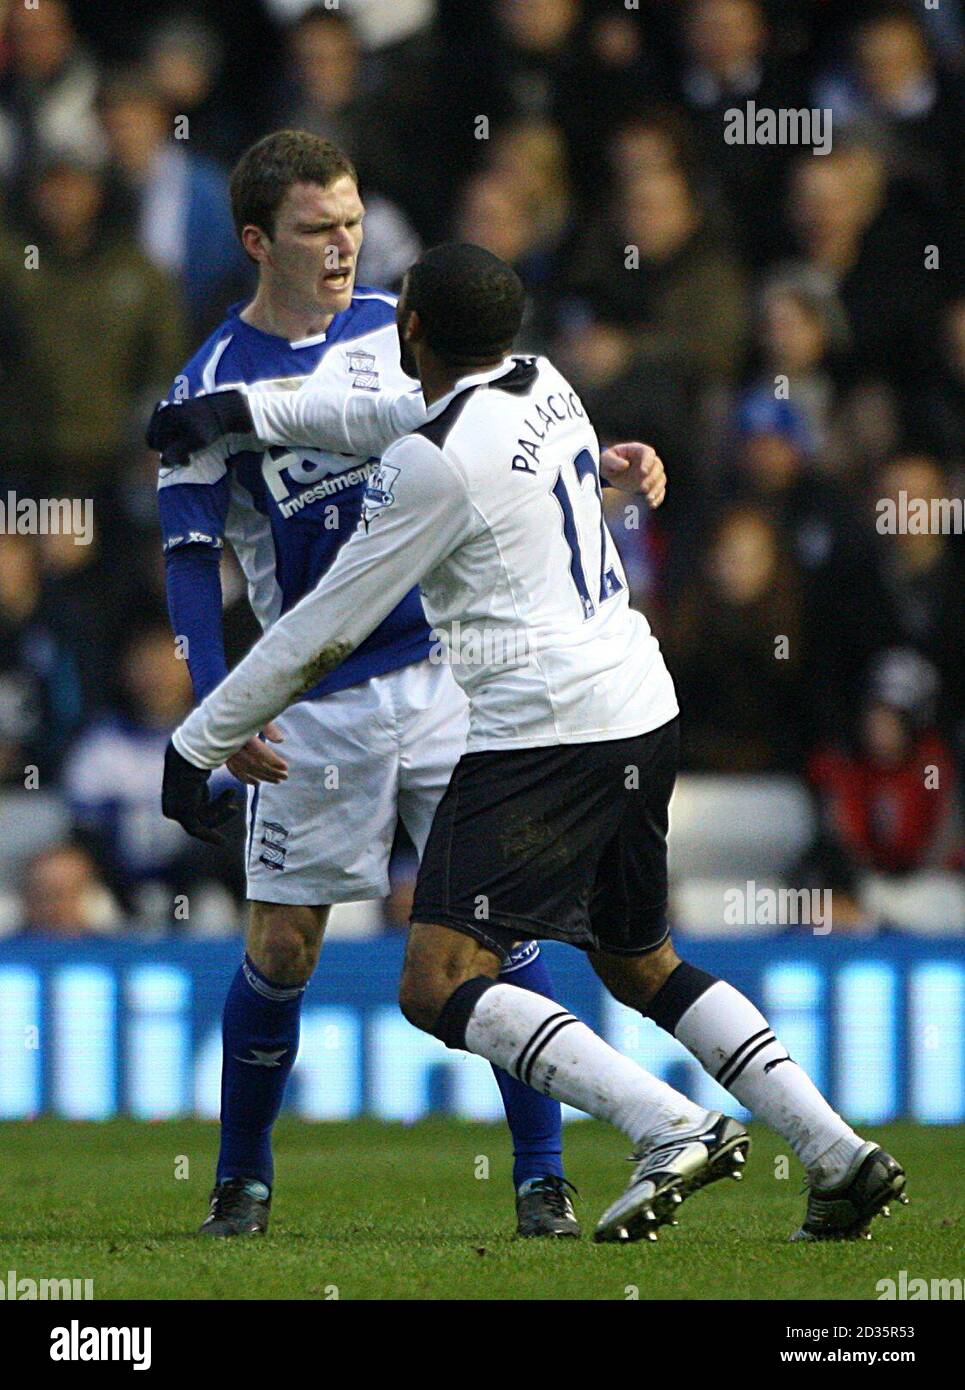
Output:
top-left (229, 130), bottom-right (357, 246)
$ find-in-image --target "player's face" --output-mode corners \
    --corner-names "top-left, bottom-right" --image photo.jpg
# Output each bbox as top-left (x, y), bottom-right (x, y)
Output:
top-left (265, 176), bottom-right (364, 313)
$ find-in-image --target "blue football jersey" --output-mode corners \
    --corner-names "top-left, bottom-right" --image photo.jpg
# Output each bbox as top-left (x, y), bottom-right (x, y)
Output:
top-left (157, 287), bottom-right (432, 699)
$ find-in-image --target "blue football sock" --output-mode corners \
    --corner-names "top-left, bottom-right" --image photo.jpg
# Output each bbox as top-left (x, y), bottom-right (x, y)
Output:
top-left (492, 942), bottom-right (565, 1189)
top-left (216, 955), bottom-right (304, 1188)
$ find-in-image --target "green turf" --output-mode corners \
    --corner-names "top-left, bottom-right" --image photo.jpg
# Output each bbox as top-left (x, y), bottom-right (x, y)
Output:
top-left (0, 1119), bottom-right (959, 1300)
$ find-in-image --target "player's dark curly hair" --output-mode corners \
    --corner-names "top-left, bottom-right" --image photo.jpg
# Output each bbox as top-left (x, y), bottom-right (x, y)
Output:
top-left (229, 130), bottom-right (357, 248)
top-left (403, 243), bottom-right (525, 369)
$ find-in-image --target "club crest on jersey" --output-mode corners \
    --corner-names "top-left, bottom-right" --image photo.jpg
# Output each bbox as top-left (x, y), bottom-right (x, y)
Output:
top-left (346, 349), bottom-right (379, 391)
top-left (361, 462), bottom-right (400, 530)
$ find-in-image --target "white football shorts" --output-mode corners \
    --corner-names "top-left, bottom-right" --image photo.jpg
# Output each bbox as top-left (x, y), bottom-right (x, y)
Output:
top-left (245, 658), bottom-right (468, 906)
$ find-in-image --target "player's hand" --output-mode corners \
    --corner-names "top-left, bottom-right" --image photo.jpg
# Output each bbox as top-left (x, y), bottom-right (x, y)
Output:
top-left (162, 741), bottom-right (240, 846)
top-left (146, 390), bottom-right (255, 468)
top-left (600, 442), bottom-right (666, 508)
top-left (226, 723), bottom-right (289, 786)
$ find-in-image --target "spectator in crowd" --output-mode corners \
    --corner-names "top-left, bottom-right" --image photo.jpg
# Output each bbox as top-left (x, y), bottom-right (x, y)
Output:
top-left (489, 0), bottom-right (584, 120)
top-left (608, 106), bottom-right (700, 188)
top-left (677, 0), bottom-right (772, 109)
top-left (584, 1), bottom-right (655, 88)
top-left (289, 0), bottom-right (448, 237)
top-left (0, 150), bottom-right (186, 497)
top-left (62, 625), bottom-right (242, 918)
top-left (273, 8), bottom-right (398, 193)
top-left (563, 1), bottom-right (672, 193)
top-left (487, 119), bottom-right (573, 274)
top-left (665, 504), bottom-right (808, 772)
top-left (0, 0), bottom-right (104, 189)
top-left (275, 7), bottom-right (367, 151)
top-left (476, 0), bottom-right (672, 206)
top-left (0, 535), bottom-right (84, 787)
top-left (673, 0), bottom-right (806, 265)
top-left (831, 379), bottom-right (905, 485)
top-left (748, 262), bottom-right (906, 489)
top-left (142, 15), bottom-right (246, 166)
top-left (873, 454), bottom-right (965, 735)
top-left (453, 169), bottom-right (534, 269)
top-left (36, 525), bottom-right (138, 720)
top-left (450, 0), bottom-right (588, 201)
top-left (451, 169), bottom-right (555, 349)
top-left (746, 265), bottom-right (852, 473)
top-left (450, 118), bottom-right (574, 329)
top-left (271, 7), bottom-right (425, 281)
top-left (566, 164), bottom-right (749, 387)
top-left (814, 1), bottom-right (962, 212)
top-left (553, 309), bottom-right (696, 466)
top-left (726, 391), bottom-right (890, 739)
top-left (18, 842), bottom-right (120, 938)
top-left (786, 142), bottom-right (941, 395)
top-left (805, 649), bottom-right (961, 902)
top-left (261, 0), bottom-right (437, 55)
top-left (97, 71), bottom-right (248, 335)
top-left (551, 306), bottom-right (702, 587)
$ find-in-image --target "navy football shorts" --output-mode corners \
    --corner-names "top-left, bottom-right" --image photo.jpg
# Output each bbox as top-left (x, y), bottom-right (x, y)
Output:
top-left (411, 717), bottom-right (679, 962)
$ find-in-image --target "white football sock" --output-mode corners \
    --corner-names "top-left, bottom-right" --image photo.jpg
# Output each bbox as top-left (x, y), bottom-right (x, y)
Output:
top-left (673, 980), bottom-right (863, 1182)
top-left (464, 982), bottom-right (712, 1150)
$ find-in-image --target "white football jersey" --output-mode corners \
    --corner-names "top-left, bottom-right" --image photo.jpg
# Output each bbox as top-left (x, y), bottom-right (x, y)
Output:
top-left (173, 355), bottom-right (678, 769)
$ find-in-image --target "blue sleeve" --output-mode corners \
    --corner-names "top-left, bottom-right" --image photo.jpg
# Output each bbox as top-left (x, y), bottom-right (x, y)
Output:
top-left (158, 466), bottom-right (233, 703)
top-left (165, 544), bottom-right (229, 703)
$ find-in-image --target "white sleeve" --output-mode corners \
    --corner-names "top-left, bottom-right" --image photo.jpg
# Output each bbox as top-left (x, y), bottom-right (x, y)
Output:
top-left (172, 434), bottom-right (475, 768)
top-left (245, 382), bottom-right (428, 458)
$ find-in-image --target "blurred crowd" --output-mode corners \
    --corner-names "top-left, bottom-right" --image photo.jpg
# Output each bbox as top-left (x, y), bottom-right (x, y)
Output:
top-left (0, 0), bottom-right (961, 938)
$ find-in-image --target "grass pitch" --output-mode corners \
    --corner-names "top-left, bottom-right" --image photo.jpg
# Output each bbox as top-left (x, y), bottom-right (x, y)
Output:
top-left (1, 1118), bottom-right (959, 1300)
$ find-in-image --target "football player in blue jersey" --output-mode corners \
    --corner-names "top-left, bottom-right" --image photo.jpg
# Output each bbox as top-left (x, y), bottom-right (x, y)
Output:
top-left (154, 131), bottom-right (667, 1240)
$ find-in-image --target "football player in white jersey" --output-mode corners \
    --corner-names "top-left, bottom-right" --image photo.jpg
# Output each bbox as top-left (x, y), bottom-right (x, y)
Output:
top-left (148, 132), bottom-right (669, 1241)
top-left (159, 244), bottom-right (905, 1244)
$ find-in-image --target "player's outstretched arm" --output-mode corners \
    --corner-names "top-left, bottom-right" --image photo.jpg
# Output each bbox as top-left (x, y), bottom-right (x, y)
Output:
top-left (162, 436), bottom-right (473, 838)
top-left (147, 382), bottom-right (428, 468)
top-left (246, 381), bottom-right (428, 458)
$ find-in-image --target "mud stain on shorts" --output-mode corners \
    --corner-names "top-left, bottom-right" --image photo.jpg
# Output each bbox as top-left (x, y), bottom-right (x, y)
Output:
top-left (498, 808), bottom-right (571, 867)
